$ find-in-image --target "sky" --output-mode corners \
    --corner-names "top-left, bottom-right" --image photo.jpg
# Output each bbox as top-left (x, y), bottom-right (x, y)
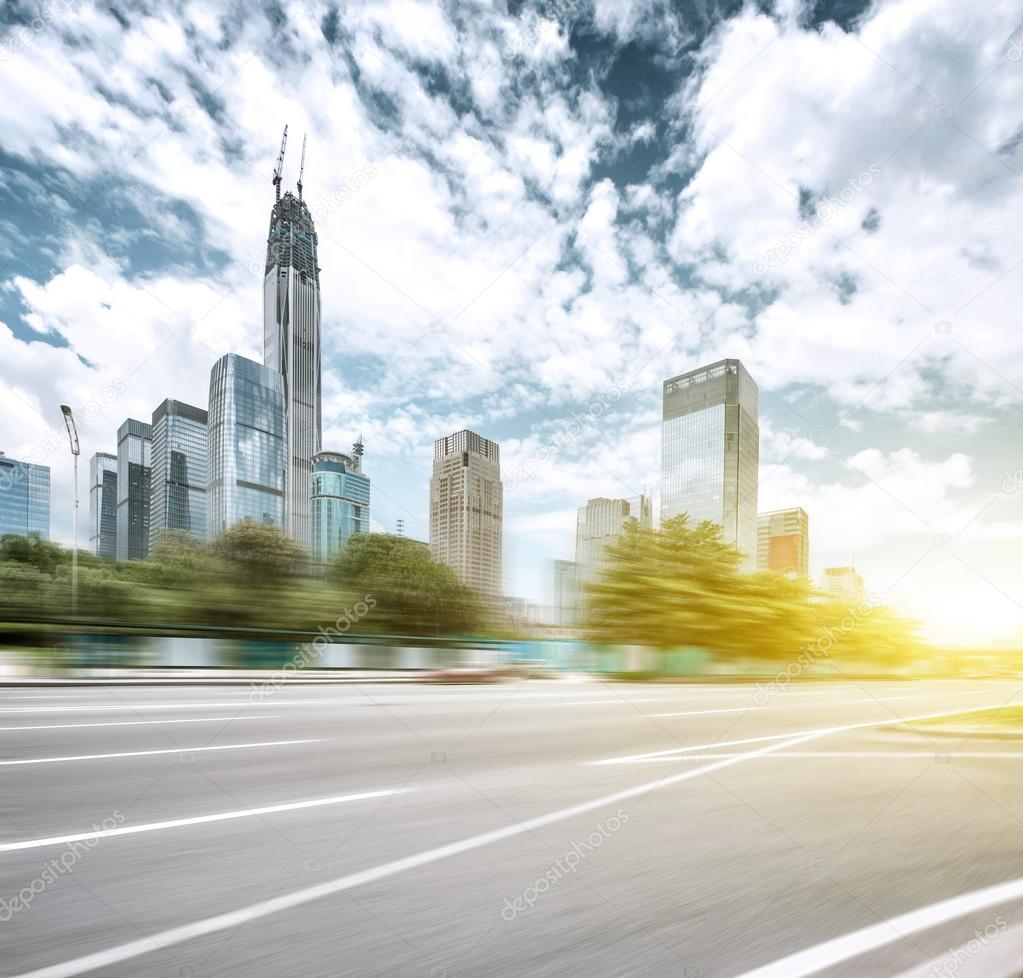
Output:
top-left (2, 0), bottom-right (1023, 645)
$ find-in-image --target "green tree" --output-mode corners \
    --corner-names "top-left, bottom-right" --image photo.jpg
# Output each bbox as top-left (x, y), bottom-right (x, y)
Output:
top-left (330, 534), bottom-right (484, 636)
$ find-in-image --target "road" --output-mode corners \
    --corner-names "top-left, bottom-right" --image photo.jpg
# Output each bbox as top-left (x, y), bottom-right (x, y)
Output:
top-left (2, 678), bottom-right (1023, 977)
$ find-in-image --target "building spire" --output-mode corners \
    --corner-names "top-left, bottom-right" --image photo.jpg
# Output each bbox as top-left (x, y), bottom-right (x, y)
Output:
top-left (352, 430), bottom-right (364, 472)
top-left (297, 134), bottom-right (307, 200)
top-left (272, 125), bottom-right (288, 203)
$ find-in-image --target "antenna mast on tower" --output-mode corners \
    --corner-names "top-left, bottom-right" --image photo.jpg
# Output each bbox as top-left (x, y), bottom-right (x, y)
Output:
top-left (297, 134), bottom-right (307, 200)
top-left (272, 125), bottom-right (288, 202)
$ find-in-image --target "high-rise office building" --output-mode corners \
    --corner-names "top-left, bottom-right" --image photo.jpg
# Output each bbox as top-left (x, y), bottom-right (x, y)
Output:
top-left (207, 353), bottom-right (286, 540)
top-left (263, 148), bottom-right (321, 549)
top-left (661, 359), bottom-right (759, 569)
top-left (757, 507), bottom-right (809, 577)
top-left (552, 558), bottom-right (578, 628)
top-left (88, 452), bottom-right (117, 560)
top-left (116, 419), bottom-right (152, 561)
top-left (822, 566), bottom-right (865, 603)
top-left (429, 429), bottom-right (502, 600)
top-left (149, 399), bottom-right (208, 552)
top-left (309, 440), bottom-right (370, 566)
top-left (575, 495), bottom-right (652, 594)
top-left (0, 453), bottom-right (50, 539)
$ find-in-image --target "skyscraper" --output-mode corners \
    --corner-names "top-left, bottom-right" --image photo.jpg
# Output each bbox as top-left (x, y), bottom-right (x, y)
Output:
top-left (0, 453), bottom-right (50, 539)
top-left (263, 130), bottom-right (321, 549)
top-left (661, 359), bottom-right (759, 570)
top-left (575, 495), bottom-right (652, 596)
top-left (206, 354), bottom-right (286, 540)
top-left (149, 399), bottom-right (208, 552)
top-left (552, 558), bottom-right (578, 628)
top-left (309, 440), bottom-right (370, 566)
top-left (116, 419), bottom-right (152, 561)
top-left (88, 452), bottom-right (117, 560)
top-left (757, 507), bottom-right (809, 578)
top-left (429, 429), bottom-right (502, 600)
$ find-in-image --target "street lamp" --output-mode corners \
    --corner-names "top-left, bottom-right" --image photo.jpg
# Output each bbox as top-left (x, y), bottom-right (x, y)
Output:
top-left (60, 404), bottom-right (80, 617)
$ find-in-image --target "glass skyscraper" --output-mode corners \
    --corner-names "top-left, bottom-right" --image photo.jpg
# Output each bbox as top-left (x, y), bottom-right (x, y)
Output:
top-left (309, 444), bottom-right (370, 566)
top-left (429, 429), bottom-right (503, 600)
top-left (116, 419), bottom-right (152, 561)
top-left (88, 452), bottom-right (117, 560)
top-left (207, 353), bottom-right (286, 540)
top-left (149, 399), bottom-right (208, 552)
top-left (0, 453), bottom-right (50, 539)
top-left (661, 359), bottom-right (759, 569)
top-left (263, 189), bottom-right (321, 549)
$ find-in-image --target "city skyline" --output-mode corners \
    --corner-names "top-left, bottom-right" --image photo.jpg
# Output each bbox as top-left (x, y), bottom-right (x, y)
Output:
top-left (2, 1), bottom-right (1023, 644)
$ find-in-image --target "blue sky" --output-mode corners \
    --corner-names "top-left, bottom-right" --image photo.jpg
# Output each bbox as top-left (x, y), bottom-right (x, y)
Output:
top-left (2, 0), bottom-right (1023, 643)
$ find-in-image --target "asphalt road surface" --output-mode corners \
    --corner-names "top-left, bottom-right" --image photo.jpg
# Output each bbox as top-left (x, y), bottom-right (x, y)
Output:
top-left (2, 678), bottom-right (1023, 977)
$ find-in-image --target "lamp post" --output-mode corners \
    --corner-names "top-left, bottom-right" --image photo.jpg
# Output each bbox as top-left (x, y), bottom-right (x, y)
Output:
top-left (60, 405), bottom-right (80, 617)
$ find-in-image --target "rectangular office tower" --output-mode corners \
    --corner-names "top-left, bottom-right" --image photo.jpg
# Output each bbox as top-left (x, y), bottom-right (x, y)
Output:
top-left (207, 353), bottom-right (286, 540)
top-left (0, 453), bottom-right (50, 539)
top-left (149, 399), bottom-right (208, 552)
top-left (116, 419), bottom-right (152, 560)
top-left (757, 507), bottom-right (809, 577)
top-left (264, 188), bottom-right (321, 549)
top-left (661, 359), bottom-right (759, 569)
top-left (88, 452), bottom-right (117, 560)
top-left (429, 430), bottom-right (503, 601)
top-left (309, 442), bottom-right (370, 566)
top-left (575, 495), bottom-right (652, 591)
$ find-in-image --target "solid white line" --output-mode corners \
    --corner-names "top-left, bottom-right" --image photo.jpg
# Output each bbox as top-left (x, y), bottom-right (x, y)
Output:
top-left (0, 702), bottom-right (299, 713)
top-left (0, 716), bottom-right (278, 732)
top-left (730, 876), bottom-right (1023, 978)
top-left (648, 707), bottom-right (760, 718)
top-left (0, 738), bottom-right (320, 768)
top-left (6, 702), bottom-right (1002, 978)
top-left (624, 751), bottom-right (1023, 760)
top-left (0, 788), bottom-right (401, 855)
top-left (587, 703), bottom-right (1008, 765)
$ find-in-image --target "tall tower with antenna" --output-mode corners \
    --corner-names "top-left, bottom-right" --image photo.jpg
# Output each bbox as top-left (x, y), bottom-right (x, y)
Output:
top-left (263, 126), bottom-right (321, 549)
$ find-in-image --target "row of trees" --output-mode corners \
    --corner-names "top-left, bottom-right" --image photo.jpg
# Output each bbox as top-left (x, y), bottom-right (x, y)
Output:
top-left (0, 522), bottom-right (484, 637)
top-left (583, 516), bottom-right (921, 662)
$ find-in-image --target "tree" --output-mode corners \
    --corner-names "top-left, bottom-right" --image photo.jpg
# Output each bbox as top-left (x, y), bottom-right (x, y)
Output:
top-left (211, 520), bottom-right (308, 587)
top-left (330, 534), bottom-right (484, 636)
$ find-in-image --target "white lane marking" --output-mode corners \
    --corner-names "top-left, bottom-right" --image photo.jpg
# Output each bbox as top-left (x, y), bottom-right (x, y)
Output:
top-left (587, 704), bottom-right (1008, 765)
top-left (0, 716), bottom-right (278, 732)
top-left (0, 788), bottom-right (401, 855)
top-left (7, 703), bottom-right (1001, 978)
top-left (730, 876), bottom-right (1023, 978)
top-left (890, 920), bottom-right (1023, 978)
top-left (648, 707), bottom-right (761, 718)
top-left (0, 702), bottom-right (306, 713)
top-left (621, 751), bottom-right (1023, 760)
top-left (0, 739), bottom-right (320, 768)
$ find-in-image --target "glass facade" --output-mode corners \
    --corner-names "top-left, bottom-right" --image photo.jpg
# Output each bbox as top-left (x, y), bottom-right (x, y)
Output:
top-left (661, 359), bottom-right (759, 569)
top-left (149, 400), bottom-right (208, 552)
top-left (309, 450), bottom-right (370, 566)
top-left (263, 191), bottom-right (321, 549)
top-left (0, 453), bottom-right (50, 539)
top-left (88, 452), bottom-right (117, 560)
top-left (116, 419), bottom-right (152, 561)
top-left (429, 430), bottom-right (503, 600)
top-left (207, 353), bottom-right (286, 540)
